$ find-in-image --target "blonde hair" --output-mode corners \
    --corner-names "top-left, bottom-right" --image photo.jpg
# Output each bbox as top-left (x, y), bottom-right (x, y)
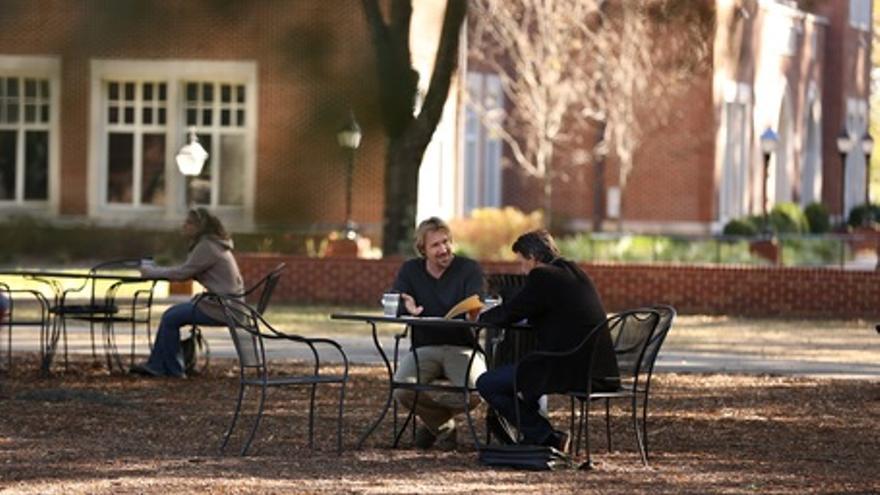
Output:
top-left (413, 217), bottom-right (451, 256)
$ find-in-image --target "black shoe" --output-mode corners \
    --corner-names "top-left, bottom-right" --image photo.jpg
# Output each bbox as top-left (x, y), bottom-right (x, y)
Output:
top-left (542, 430), bottom-right (570, 453)
top-left (129, 363), bottom-right (159, 377)
top-left (414, 422), bottom-right (456, 450)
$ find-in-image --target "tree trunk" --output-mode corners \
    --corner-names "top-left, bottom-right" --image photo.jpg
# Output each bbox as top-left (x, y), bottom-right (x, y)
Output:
top-left (382, 136), bottom-right (423, 256)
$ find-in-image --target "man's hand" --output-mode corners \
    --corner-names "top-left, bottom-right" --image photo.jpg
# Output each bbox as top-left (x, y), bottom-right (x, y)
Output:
top-left (400, 293), bottom-right (424, 316)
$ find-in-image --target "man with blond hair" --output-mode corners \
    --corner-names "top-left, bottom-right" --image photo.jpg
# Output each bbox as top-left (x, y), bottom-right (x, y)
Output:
top-left (392, 216), bottom-right (485, 450)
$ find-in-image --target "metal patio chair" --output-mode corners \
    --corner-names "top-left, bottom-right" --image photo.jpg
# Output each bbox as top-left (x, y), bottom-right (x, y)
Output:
top-left (217, 296), bottom-right (349, 456)
top-left (39, 259), bottom-right (157, 371)
top-left (569, 306), bottom-right (672, 466)
top-left (186, 262), bottom-right (286, 373)
top-left (0, 282), bottom-right (51, 371)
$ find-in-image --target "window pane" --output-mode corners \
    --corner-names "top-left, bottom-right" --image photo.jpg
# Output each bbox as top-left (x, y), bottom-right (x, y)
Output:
top-left (109, 82), bottom-right (119, 100)
top-left (40, 104), bottom-right (49, 123)
top-left (142, 107), bottom-right (152, 124)
top-left (7, 79), bottom-right (18, 97)
top-left (24, 104), bottom-right (35, 123)
top-left (219, 135), bottom-right (245, 205)
top-left (7, 103), bottom-right (18, 123)
top-left (24, 79), bottom-right (36, 98)
top-left (40, 80), bottom-right (49, 98)
top-left (236, 85), bottom-right (244, 103)
top-left (0, 78), bottom-right (5, 97)
top-left (109, 106), bottom-right (118, 124)
top-left (0, 130), bottom-right (16, 200)
top-left (124, 106), bottom-right (134, 124)
top-left (188, 133), bottom-right (212, 205)
top-left (107, 133), bottom-right (134, 203)
top-left (158, 83), bottom-right (166, 101)
top-left (221, 84), bottom-right (231, 103)
top-left (143, 83), bottom-right (153, 101)
top-left (221, 109), bottom-right (230, 126)
top-left (202, 108), bottom-right (212, 126)
top-left (186, 108), bottom-right (197, 126)
top-left (24, 131), bottom-right (48, 200)
top-left (158, 107), bottom-right (166, 125)
top-left (236, 110), bottom-right (245, 126)
top-left (141, 133), bottom-right (165, 205)
top-left (124, 82), bottom-right (135, 101)
top-left (186, 82), bottom-right (197, 102)
top-left (203, 83), bottom-right (213, 102)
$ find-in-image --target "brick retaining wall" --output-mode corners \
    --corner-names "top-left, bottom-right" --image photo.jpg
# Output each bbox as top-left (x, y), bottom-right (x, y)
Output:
top-left (237, 254), bottom-right (880, 319)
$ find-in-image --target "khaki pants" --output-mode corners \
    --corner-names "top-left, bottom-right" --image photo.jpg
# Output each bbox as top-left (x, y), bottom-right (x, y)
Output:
top-left (393, 345), bottom-right (487, 433)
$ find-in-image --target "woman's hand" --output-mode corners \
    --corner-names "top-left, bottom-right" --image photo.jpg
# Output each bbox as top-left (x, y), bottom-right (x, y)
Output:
top-left (400, 293), bottom-right (423, 316)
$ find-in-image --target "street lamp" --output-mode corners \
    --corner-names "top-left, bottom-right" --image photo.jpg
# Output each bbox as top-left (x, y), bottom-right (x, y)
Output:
top-left (837, 128), bottom-right (854, 224)
top-left (176, 127), bottom-right (209, 207)
top-left (176, 127), bottom-right (209, 177)
top-left (759, 127), bottom-right (779, 233)
top-left (336, 111), bottom-right (362, 240)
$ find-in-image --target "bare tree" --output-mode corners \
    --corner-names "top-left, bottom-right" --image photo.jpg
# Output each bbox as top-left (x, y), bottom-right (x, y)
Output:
top-left (361, 0), bottom-right (467, 255)
top-left (469, 0), bottom-right (710, 228)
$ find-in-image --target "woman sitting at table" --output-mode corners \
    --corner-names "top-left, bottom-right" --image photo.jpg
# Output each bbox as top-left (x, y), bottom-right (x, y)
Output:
top-left (130, 208), bottom-right (244, 378)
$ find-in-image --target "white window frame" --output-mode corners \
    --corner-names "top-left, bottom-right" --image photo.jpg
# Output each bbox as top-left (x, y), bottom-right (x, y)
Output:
top-left (89, 59), bottom-right (257, 228)
top-left (463, 71), bottom-right (503, 216)
top-left (849, 0), bottom-right (871, 31)
top-left (0, 55), bottom-right (61, 214)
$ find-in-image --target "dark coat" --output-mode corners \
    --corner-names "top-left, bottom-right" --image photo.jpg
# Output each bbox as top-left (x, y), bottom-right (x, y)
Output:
top-left (480, 260), bottom-right (619, 395)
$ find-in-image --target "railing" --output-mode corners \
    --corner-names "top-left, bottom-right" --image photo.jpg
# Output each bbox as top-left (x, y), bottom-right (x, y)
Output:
top-left (556, 232), bottom-right (879, 269)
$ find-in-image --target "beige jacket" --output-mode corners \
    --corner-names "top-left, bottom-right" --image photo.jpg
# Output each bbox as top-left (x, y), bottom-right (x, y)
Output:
top-left (140, 235), bottom-right (244, 322)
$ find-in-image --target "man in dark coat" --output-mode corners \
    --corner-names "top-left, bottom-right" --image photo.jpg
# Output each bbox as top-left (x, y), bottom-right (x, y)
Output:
top-left (478, 230), bottom-right (619, 451)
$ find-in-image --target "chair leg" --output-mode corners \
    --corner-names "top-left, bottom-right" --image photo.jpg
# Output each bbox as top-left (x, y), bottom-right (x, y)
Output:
top-left (632, 393), bottom-right (648, 466)
top-left (89, 320), bottom-right (98, 361)
top-left (579, 397), bottom-right (593, 470)
top-left (336, 382), bottom-right (347, 453)
top-left (308, 383), bottom-right (318, 449)
top-left (641, 390), bottom-right (651, 461)
top-left (605, 398), bottom-right (612, 452)
top-left (241, 384), bottom-right (267, 456)
top-left (221, 383), bottom-right (246, 453)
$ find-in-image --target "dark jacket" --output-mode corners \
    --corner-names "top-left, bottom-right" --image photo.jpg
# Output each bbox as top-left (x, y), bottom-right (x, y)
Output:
top-left (392, 256), bottom-right (484, 348)
top-left (480, 259), bottom-right (619, 394)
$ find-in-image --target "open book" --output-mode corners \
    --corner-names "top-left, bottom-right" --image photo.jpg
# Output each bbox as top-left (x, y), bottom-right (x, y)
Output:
top-left (444, 294), bottom-right (485, 319)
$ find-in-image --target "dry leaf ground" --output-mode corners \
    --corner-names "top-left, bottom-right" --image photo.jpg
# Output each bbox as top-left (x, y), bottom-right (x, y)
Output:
top-left (1, 354), bottom-right (878, 494)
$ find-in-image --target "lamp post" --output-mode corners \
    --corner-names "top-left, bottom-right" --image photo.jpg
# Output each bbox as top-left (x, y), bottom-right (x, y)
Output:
top-left (759, 127), bottom-right (779, 233)
top-left (837, 129), bottom-right (854, 224)
top-left (336, 111), bottom-right (362, 240)
top-left (175, 127), bottom-right (209, 206)
top-left (862, 132), bottom-right (873, 210)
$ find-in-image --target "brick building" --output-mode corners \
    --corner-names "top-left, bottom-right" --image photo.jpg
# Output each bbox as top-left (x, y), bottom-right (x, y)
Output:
top-left (0, 0), bottom-right (873, 248)
top-left (459, 0), bottom-right (873, 234)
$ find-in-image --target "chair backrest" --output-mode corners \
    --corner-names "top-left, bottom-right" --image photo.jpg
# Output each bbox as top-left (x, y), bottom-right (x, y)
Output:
top-left (245, 263), bottom-right (286, 315)
top-left (217, 296), bottom-right (266, 370)
top-left (639, 305), bottom-right (676, 378)
top-left (609, 309), bottom-right (663, 386)
top-left (516, 311), bottom-right (630, 396)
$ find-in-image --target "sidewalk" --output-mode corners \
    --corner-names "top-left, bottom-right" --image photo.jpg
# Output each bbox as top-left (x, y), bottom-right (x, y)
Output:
top-left (5, 314), bottom-right (880, 379)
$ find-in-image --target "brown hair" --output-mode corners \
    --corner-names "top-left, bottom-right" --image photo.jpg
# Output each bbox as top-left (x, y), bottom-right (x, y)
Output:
top-left (187, 207), bottom-right (230, 244)
top-left (413, 217), bottom-right (451, 256)
top-left (511, 229), bottom-right (560, 263)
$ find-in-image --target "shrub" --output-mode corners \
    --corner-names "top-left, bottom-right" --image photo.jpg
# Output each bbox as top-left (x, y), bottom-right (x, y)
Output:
top-left (768, 202), bottom-right (809, 234)
top-left (804, 202), bottom-right (830, 233)
top-left (846, 203), bottom-right (880, 227)
top-left (449, 207), bottom-right (544, 261)
top-left (722, 218), bottom-right (758, 237)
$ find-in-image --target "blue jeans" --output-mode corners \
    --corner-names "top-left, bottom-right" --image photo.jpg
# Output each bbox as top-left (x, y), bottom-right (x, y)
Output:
top-left (145, 301), bottom-right (220, 376)
top-left (476, 364), bottom-right (553, 445)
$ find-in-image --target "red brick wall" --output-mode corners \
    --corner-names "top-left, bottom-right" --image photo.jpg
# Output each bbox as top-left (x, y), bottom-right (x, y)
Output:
top-left (237, 254), bottom-right (880, 319)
